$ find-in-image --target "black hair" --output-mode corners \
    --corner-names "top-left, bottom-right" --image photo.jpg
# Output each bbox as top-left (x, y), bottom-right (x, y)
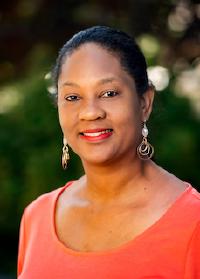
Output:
top-left (52, 26), bottom-right (150, 99)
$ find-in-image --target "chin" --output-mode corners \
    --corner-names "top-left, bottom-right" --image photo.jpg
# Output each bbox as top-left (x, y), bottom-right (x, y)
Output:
top-left (73, 144), bottom-right (135, 167)
top-left (79, 151), bottom-right (118, 166)
top-left (83, 156), bottom-right (113, 166)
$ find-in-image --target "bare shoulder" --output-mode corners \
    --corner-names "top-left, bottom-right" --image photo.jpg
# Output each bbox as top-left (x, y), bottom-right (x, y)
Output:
top-left (160, 166), bottom-right (188, 193)
top-left (146, 162), bottom-right (189, 208)
top-left (56, 175), bottom-right (87, 209)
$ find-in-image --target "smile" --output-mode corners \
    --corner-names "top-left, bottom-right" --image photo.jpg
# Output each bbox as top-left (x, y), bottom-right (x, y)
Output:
top-left (82, 129), bottom-right (112, 137)
top-left (80, 129), bottom-right (113, 141)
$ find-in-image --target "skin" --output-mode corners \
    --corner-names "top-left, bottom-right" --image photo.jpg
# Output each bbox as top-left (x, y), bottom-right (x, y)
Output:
top-left (55, 43), bottom-right (187, 252)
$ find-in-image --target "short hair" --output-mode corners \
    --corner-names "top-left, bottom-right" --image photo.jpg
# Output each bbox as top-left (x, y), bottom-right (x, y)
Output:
top-left (52, 26), bottom-right (150, 99)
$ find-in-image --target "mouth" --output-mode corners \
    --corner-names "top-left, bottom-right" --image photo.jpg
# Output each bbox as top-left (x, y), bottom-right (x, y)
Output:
top-left (79, 128), bottom-right (113, 141)
top-left (80, 129), bottom-right (113, 136)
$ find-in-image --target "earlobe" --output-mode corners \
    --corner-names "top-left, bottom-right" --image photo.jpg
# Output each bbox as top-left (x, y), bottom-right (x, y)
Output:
top-left (141, 88), bottom-right (155, 121)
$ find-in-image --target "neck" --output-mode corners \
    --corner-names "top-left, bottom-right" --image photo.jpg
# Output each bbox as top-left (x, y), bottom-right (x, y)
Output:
top-left (81, 156), bottom-right (156, 203)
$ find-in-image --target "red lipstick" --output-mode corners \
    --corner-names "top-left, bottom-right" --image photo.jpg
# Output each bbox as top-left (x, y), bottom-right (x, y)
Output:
top-left (80, 128), bottom-right (113, 142)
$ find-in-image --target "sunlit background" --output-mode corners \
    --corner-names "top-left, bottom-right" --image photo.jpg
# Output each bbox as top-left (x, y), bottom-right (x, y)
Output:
top-left (0, 0), bottom-right (200, 277)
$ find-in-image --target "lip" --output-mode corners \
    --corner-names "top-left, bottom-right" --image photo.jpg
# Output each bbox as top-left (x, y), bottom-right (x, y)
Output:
top-left (80, 128), bottom-right (112, 133)
top-left (79, 128), bottom-right (113, 142)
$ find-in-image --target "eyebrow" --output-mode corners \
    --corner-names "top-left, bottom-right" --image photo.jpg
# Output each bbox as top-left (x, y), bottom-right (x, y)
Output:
top-left (96, 77), bottom-right (118, 85)
top-left (61, 77), bottom-right (118, 88)
top-left (61, 81), bottom-right (80, 88)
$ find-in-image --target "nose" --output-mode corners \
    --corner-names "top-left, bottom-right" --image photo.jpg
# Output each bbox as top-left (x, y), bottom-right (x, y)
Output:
top-left (79, 100), bottom-right (106, 121)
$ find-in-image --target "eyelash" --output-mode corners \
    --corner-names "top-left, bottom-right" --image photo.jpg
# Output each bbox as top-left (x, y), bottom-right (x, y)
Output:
top-left (102, 90), bottom-right (119, 98)
top-left (64, 90), bottom-right (119, 102)
top-left (64, 95), bottom-right (80, 101)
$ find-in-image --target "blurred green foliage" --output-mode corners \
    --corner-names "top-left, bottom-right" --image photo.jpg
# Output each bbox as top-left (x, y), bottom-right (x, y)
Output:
top-left (0, 0), bottom-right (199, 276)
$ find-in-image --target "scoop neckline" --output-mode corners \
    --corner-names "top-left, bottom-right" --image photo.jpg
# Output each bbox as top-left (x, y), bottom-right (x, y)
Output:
top-left (51, 181), bottom-right (192, 257)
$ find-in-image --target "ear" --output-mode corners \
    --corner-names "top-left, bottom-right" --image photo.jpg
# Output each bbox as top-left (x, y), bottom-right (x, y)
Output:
top-left (140, 88), bottom-right (155, 121)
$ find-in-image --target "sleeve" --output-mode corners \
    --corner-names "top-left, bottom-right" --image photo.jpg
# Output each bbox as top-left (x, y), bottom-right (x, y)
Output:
top-left (17, 211), bottom-right (26, 277)
top-left (184, 222), bottom-right (200, 278)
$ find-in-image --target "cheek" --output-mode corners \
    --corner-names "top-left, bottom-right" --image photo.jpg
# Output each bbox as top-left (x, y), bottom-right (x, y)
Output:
top-left (114, 101), bottom-right (141, 126)
top-left (58, 105), bottom-right (79, 141)
top-left (58, 106), bottom-right (65, 132)
top-left (115, 102), bottom-right (142, 144)
top-left (58, 106), bottom-right (71, 136)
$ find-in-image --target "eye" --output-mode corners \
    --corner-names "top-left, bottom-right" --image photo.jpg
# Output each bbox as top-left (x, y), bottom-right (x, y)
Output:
top-left (64, 94), bottom-right (80, 101)
top-left (102, 90), bottom-right (119, 98)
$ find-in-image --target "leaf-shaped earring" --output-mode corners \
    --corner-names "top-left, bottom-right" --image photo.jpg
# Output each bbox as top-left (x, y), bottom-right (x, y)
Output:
top-left (62, 138), bottom-right (70, 169)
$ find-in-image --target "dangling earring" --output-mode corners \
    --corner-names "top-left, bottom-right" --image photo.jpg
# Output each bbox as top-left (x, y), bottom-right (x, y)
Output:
top-left (137, 121), bottom-right (154, 160)
top-left (62, 138), bottom-right (70, 169)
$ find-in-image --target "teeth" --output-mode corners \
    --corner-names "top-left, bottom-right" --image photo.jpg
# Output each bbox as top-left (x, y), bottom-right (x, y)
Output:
top-left (83, 129), bottom-right (112, 137)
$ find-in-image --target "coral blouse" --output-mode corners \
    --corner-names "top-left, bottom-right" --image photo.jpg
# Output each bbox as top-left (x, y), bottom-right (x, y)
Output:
top-left (18, 182), bottom-right (200, 278)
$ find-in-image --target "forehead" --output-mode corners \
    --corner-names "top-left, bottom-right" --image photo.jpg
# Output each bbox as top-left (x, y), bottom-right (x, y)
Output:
top-left (58, 43), bottom-right (135, 88)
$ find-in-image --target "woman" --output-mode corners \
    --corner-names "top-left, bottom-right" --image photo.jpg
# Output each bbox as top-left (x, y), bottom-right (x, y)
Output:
top-left (18, 26), bottom-right (200, 278)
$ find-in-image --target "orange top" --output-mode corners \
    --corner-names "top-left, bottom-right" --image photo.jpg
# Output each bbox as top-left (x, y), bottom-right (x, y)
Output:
top-left (18, 182), bottom-right (200, 279)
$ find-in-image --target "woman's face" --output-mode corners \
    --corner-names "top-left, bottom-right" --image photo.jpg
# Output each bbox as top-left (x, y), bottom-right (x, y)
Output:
top-left (58, 43), bottom-right (151, 165)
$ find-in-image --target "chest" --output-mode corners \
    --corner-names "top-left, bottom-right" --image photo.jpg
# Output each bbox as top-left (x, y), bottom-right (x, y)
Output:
top-left (55, 202), bottom-right (163, 252)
